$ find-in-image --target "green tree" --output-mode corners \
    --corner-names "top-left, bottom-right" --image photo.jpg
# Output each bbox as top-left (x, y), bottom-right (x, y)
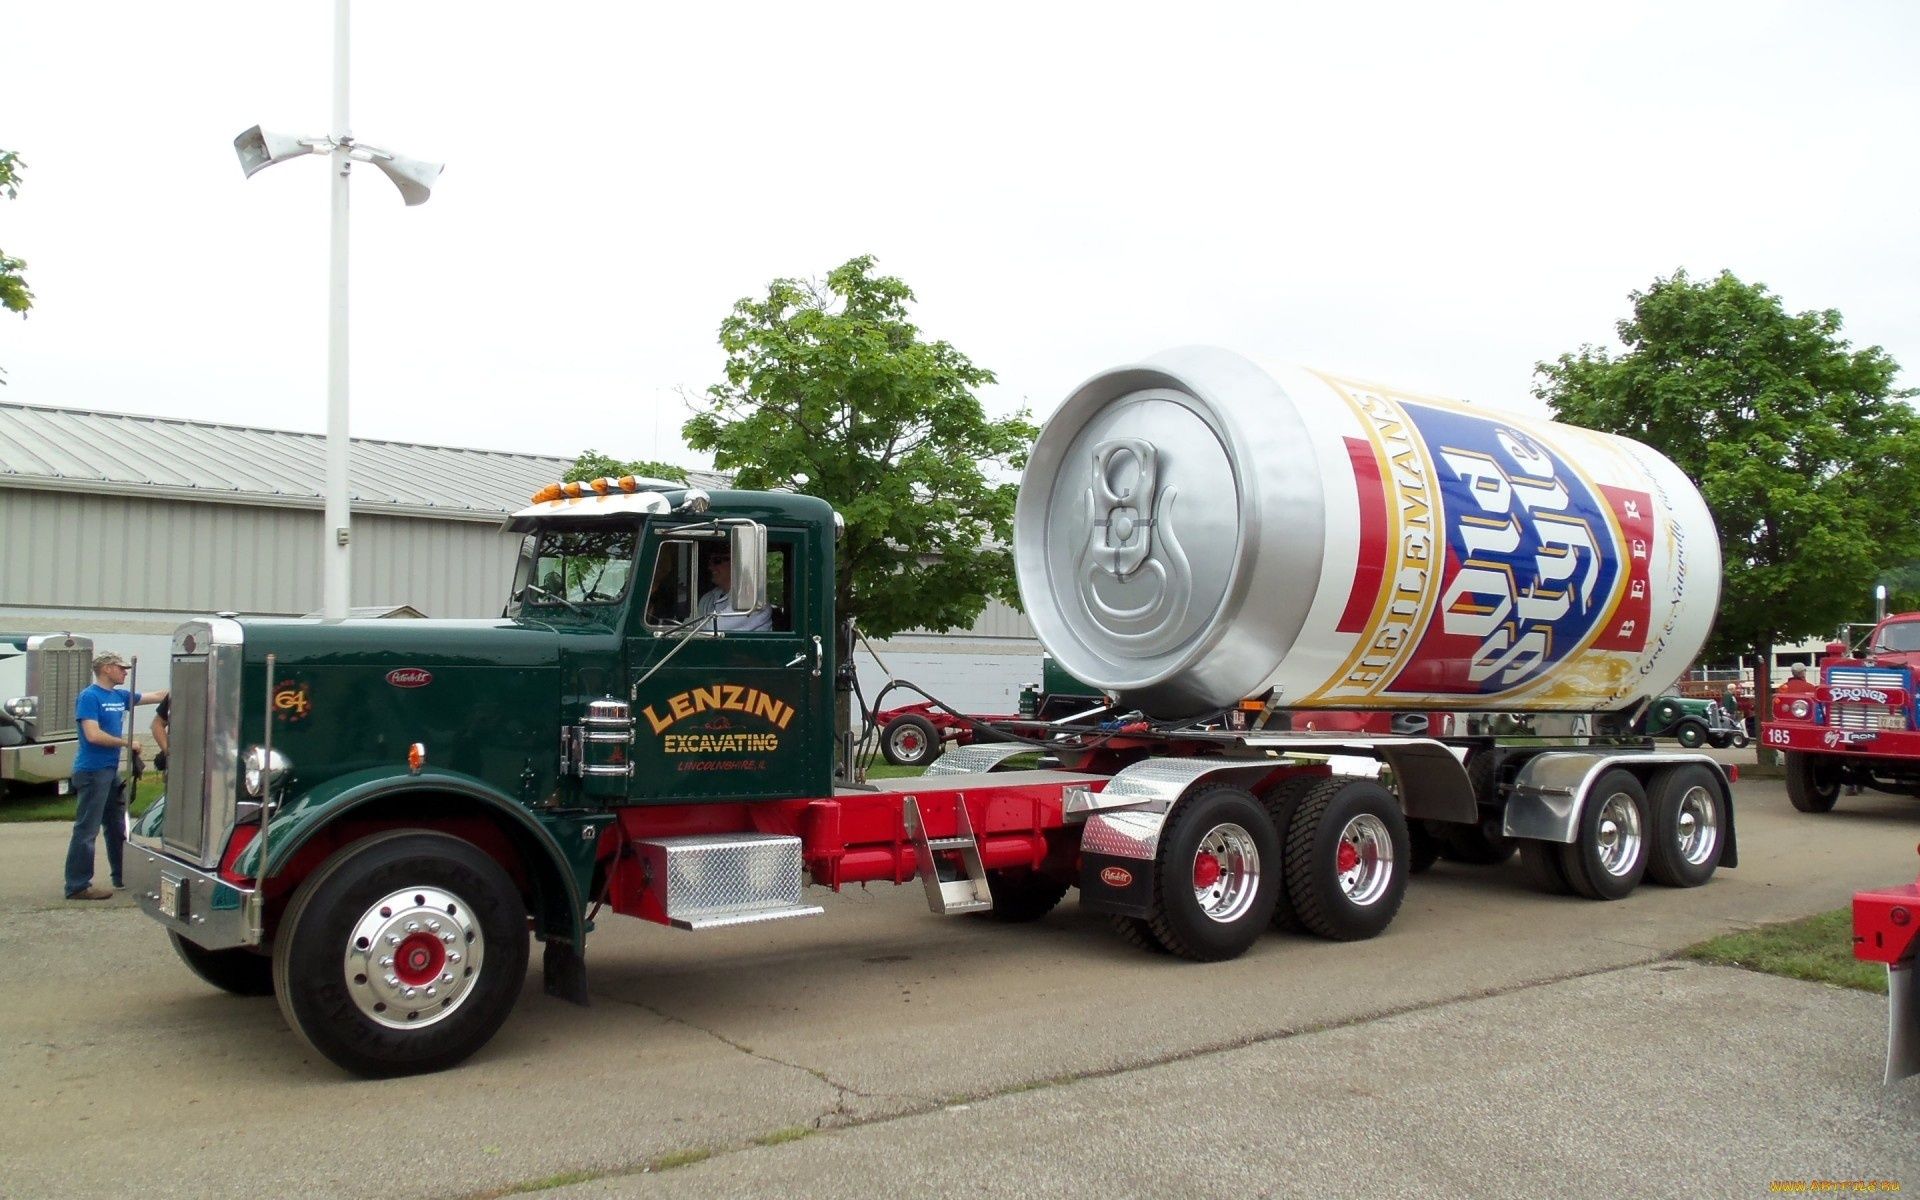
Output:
top-left (1, 150), bottom-right (34, 384)
top-left (1534, 269), bottom-right (1920, 738)
top-left (685, 255), bottom-right (1036, 641)
top-left (563, 450), bottom-right (688, 486)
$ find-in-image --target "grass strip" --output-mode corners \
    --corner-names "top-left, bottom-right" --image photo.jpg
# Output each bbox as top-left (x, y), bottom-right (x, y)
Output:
top-left (1682, 909), bottom-right (1886, 994)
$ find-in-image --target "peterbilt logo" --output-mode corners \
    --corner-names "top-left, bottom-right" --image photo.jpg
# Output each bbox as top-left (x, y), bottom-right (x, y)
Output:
top-left (386, 669), bottom-right (433, 688)
top-left (1099, 865), bottom-right (1134, 888)
top-left (1829, 686), bottom-right (1890, 704)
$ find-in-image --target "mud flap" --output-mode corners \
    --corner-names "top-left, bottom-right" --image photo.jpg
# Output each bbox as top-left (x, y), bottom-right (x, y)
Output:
top-left (544, 938), bottom-right (589, 1006)
top-left (1887, 961), bottom-right (1919, 1084)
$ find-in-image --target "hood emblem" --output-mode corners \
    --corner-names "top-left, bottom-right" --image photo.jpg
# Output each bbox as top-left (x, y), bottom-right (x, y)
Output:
top-left (386, 668), bottom-right (433, 688)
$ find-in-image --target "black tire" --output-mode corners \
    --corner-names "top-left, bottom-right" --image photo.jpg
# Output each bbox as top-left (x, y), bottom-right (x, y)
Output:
top-left (1673, 719), bottom-right (1708, 749)
top-left (171, 932), bottom-right (275, 996)
top-left (1557, 770), bottom-right (1649, 901)
top-left (1283, 778), bottom-right (1410, 941)
top-left (1146, 785), bottom-right (1281, 961)
top-left (272, 830), bottom-right (529, 1078)
top-left (1109, 914), bottom-right (1171, 955)
top-left (1707, 731), bottom-right (1733, 750)
top-left (1516, 839), bottom-right (1573, 895)
top-left (1785, 752), bottom-right (1841, 813)
top-left (1645, 765), bottom-right (1725, 888)
top-left (975, 870), bottom-right (1069, 922)
top-left (1731, 731), bottom-right (1750, 749)
top-left (1260, 776), bottom-right (1320, 931)
top-left (1408, 821), bottom-right (1442, 875)
top-left (880, 714), bottom-right (941, 767)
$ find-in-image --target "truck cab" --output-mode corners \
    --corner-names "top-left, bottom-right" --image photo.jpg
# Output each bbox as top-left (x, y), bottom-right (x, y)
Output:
top-left (0, 633), bottom-right (94, 799)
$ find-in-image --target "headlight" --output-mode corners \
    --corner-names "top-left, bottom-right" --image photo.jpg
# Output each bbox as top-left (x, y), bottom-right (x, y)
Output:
top-left (243, 746), bottom-right (292, 797)
top-left (3, 695), bottom-right (37, 720)
top-left (1789, 699), bottom-right (1812, 720)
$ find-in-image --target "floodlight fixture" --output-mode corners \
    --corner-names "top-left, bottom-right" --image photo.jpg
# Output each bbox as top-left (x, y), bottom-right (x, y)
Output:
top-left (234, 126), bottom-right (324, 179)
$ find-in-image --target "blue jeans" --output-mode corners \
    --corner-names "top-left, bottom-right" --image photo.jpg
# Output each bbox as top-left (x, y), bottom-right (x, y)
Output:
top-left (65, 768), bottom-right (126, 896)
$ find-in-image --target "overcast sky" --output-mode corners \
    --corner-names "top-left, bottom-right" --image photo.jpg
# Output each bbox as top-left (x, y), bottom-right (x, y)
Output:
top-left (5, 1), bottom-right (1917, 471)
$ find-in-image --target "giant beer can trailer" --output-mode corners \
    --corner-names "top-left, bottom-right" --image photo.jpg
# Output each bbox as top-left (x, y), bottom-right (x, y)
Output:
top-left (1015, 346), bottom-right (1720, 720)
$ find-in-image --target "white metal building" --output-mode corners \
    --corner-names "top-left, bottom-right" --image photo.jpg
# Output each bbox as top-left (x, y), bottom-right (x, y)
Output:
top-left (0, 402), bottom-right (1043, 711)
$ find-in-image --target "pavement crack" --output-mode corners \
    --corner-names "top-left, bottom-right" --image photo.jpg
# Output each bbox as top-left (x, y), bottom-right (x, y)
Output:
top-left (590, 987), bottom-right (884, 1109)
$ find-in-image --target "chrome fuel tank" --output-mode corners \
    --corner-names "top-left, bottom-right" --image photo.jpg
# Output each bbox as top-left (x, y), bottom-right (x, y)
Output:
top-left (1013, 347), bottom-right (1719, 719)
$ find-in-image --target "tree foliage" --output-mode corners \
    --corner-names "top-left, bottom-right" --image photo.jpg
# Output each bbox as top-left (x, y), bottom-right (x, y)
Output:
top-left (1534, 269), bottom-right (1920, 698)
top-left (564, 450), bottom-right (688, 486)
top-left (684, 255), bottom-right (1036, 641)
top-left (0, 150), bottom-right (33, 384)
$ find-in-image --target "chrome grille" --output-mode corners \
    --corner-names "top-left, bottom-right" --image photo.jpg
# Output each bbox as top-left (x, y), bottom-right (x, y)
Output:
top-left (1832, 704), bottom-right (1908, 732)
top-left (160, 620), bottom-right (244, 869)
top-left (164, 657), bottom-right (209, 855)
top-left (26, 636), bottom-right (91, 740)
top-left (1828, 667), bottom-right (1906, 689)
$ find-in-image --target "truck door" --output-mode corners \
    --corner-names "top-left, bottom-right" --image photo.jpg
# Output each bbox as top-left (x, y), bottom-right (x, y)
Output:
top-left (625, 525), bottom-right (832, 803)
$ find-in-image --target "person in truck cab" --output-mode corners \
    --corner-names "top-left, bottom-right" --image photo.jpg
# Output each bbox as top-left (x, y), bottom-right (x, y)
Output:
top-left (1779, 663), bottom-right (1816, 695)
top-left (697, 547), bottom-right (772, 632)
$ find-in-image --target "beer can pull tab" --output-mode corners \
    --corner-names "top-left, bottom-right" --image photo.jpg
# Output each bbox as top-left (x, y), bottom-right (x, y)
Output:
top-left (1089, 438), bottom-right (1159, 581)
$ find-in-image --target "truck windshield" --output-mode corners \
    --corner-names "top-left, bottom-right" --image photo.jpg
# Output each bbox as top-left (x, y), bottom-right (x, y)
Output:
top-left (518, 525), bottom-right (638, 607)
top-left (1876, 621), bottom-right (1920, 653)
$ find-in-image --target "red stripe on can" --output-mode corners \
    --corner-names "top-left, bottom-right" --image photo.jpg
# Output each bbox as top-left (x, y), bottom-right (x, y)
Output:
top-left (1337, 436), bottom-right (1389, 634)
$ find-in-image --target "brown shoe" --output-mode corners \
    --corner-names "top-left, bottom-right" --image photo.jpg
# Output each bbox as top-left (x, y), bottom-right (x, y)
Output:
top-left (65, 886), bottom-right (113, 901)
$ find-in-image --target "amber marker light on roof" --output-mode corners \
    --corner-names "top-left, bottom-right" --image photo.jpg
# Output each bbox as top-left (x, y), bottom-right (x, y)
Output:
top-left (531, 483), bottom-right (564, 503)
top-left (590, 477), bottom-right (612, 495)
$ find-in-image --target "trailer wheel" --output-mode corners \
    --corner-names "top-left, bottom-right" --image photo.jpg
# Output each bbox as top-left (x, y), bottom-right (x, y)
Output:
top-left (1146, 785), bottom-right (1280, 961)
top-left (1645, 765), bottom-right (1723, 888)
top-left (1283, 778), bottom-right (1409, 941)
top-left (272, 830), bottom-right (529, 1078)
top-left (1260, 777), bottom-right (1319, 931)
top-left (170, 933), bottom-right (274, 996)
top-left (1557, 770), bottom-right (1648, 901)
top-left (1109, 914), bottom-right (1171, 955)
top-left (880, 714), bottom-right (941, 767)
top-left (1785, 752), bottom-right (1841, 813)
top-left (1516, 839), bottom-right (1573, 895)
top-left (975, 870), bottom-right (1070, 922)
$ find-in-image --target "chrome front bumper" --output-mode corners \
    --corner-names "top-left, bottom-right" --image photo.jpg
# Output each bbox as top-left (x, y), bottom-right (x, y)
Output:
top-left (127, 840), bottom-right (258, 951)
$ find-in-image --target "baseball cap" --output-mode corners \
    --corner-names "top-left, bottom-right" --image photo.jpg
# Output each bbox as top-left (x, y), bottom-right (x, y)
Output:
top-left (1790, 663), bottom-right (1808, 675)
top-left (92, 651), bottom-right (128, 671)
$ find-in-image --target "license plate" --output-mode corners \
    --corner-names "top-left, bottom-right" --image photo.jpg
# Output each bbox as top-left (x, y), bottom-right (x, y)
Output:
top-left (159, 874), bottom-right (183, 920)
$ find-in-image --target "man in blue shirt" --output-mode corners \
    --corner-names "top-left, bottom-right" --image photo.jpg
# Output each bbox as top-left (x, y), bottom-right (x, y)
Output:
top-left (65, 651), bottom-right (167, 901)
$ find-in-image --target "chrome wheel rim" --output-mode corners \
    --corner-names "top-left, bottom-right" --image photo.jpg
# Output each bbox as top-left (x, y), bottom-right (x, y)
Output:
top-left (1191, 823), bottom-right (1261, 924)
top-left (1595, 792), bottom-right (1643, 877)
top-left (1674, 785), bottom-right (1719, 867)
top-left (889, 726), bottom-right (926, 760)
top-left (1336, 814), bottom-right (1394, 906)
top-left (344, 886), bottom-right (485, 1030)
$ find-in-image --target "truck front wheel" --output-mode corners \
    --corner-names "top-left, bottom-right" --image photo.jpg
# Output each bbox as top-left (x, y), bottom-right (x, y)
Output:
top-left (171, 933), bottom-right (274, 996)
top-left (1147, 785), bottom-right (1280, 961)
top-left (1558, 770), bottom-right (1648, 900)
top-left (1784, 752), bottom-right (1841, 813)
top-left (1282, 778), bottom-right (1409, 941)
top-left (272, 830), bottom-right (529, 1078)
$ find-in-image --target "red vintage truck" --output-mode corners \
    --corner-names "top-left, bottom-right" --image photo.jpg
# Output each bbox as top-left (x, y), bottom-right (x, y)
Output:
top-left (1761, 611), bottom-right (1920, 810)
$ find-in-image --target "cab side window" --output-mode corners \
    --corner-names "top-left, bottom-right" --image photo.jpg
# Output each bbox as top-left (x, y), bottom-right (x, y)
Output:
top-left (643, 537), bottom-right (793, 633)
